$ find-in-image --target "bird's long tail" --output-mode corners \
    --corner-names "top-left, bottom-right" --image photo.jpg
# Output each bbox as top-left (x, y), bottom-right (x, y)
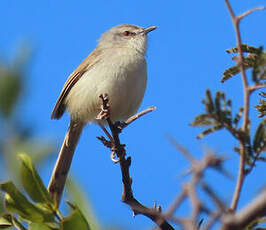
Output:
top-left (48, 119), bottom-right (84, 207)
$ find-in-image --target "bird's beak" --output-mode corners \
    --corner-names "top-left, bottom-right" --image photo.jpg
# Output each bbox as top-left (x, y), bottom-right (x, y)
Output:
top-left (143, 26), bottom-right (157, 34)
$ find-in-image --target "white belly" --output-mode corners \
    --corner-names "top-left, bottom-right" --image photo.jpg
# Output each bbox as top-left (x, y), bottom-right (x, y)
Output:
top-left (65, 49), bottom-right (147, 123)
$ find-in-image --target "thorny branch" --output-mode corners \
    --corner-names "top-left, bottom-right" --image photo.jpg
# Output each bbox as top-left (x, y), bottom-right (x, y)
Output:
top-left (165, 137), bottom-right (227, 230)
top-left (97, 94), bottom-right (174, 230)
top-left (224, 0), bottom-right (266, 211)
top-left (161, 137), bottom-right (266, 230)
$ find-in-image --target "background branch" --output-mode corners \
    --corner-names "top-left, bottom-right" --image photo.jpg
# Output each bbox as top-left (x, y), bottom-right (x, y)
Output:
top-left (224, 0), bottom-right (265, 211)
top-left (221, 190), bottom-right (266, 230)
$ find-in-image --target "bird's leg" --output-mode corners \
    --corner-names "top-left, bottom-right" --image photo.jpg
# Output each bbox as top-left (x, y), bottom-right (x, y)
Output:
top-left (98, 123), bottom-right (113, 142)
top-left (97, 124), bottom-right (119, 162)
top-left (96, 105), bottom-right (110, 121)
top-left (96, 94), bottom-right (122, 162)
top-left (97, 123), bottom-right (119, 162)
top-left (96, 95), bottom-right (113, 141)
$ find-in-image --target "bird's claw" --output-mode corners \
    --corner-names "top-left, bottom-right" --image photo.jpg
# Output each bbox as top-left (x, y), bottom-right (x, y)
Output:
top-left (110, 152), bottom-right (120, 163)
top-left (96, 104), bottom-right (110, 120)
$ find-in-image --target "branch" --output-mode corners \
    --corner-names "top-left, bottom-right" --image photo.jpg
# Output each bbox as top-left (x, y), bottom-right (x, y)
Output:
top-left (238, 7), bottom-right (265, 21)
top-left (123, 106), bottom-right (156, 129)
top-left (221, 190), bottom-right (266, 230)
top-left (223, 0), bottom-right (266, 211)
top-left (98, 94), bottom-right (174, 230)
top-left (164, 143), bottom-right (226, 230)
top-left (248, 83), bottom-right (266, 93)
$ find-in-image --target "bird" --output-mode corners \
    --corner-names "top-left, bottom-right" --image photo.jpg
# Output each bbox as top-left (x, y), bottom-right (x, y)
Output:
top-left (48, 24), bottom-right (157, 206)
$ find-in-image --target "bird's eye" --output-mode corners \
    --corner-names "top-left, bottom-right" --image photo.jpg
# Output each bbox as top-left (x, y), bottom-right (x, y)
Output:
top-left (122, 31), bottom-right (135, 36)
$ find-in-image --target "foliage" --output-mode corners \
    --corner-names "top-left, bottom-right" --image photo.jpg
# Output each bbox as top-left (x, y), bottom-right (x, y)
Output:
top-left (190, 89), bottom-right (266, 168)
top-left (255, 92), bottom-right (266, 118)
top-left (0, 48), bottom-right (122, 230)
top-left (0, 154), bottom-right (91, 230)
top-left (191, 43), bottom-right (266, 229)
top-left (221, 44), bottom-right (266, 119)
top-left (221, 44), bottom-right (266, 83)
top-left (0, 52), bottom-right (101, 230)
top-left (0, 69), bottom-right (22, 119)
top-left (191, 45), bottom-right (266, 167)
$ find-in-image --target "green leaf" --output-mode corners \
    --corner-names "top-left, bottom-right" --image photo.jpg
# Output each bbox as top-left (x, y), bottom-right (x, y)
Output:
top-left (205, 89), bottom-right (214, 113)
top-left (233, 107), bottom-right (244, 125)
top-left (0, 181), bottom-right (54, 223)
top-left (60, 202), bottom-right (91, 230)
top-left (191, 90), bottom-right (238, 139)
top-left (226, 44), bottom-right (263, 54)
top-left (221, 65), bottom-right (241, 83)
top-left (29, 223), bottom-right (54, 230)
top-left (221, 55), bottom-right (256, 83)
top-left (0, 69), bottom-right (22, 118)
top-left (0, 214), bottom-right (12, 228)
top-left (190, 114), bottom-right (212, 127)
top-left (18, 154), bottom-right (52, 204)
top-left (215, 91), bottom-right (221, 113)
top-left (255, 98), bottom-right (266, 118)
top-left (222, 45), bottom-right (265, 83)
top-left (252, 51), bottom-right (266, 83)
top-left (196, 125), bottom-right (223, 139)
top-left (66, 178), bottom-right (99, 230)
top-left (0, 192), bottom-right (5, 215)
top-left (253, 119), bottom-right (266, 153)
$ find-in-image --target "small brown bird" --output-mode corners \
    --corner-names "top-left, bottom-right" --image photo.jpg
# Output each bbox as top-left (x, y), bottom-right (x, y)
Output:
top-left (48, 24), bottom-right (157, 206)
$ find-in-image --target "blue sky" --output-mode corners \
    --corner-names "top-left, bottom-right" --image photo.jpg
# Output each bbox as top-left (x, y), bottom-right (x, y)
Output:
top-left (1, 0), bottom-right (266, 229)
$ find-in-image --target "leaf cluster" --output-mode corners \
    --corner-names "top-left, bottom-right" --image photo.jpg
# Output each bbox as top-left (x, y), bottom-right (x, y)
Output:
top-left (190, 89), bottom-right (265, 173)
top-left (191, 44), bottom-right (265, 180)
top-left (255, 92), bottom-right (266, 118)
top-left (221, 44), bottom-right (266, 83)
top-left (0, 154), bottom-right (91, 230)
top-left (221, 44), bottom-right (266, 118)
top-left (0, 50), bottom-right (95, 230)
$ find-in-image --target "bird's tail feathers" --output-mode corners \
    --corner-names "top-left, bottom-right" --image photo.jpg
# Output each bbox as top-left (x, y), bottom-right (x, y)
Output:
top-left (48, 120), bottom-right (84, 206)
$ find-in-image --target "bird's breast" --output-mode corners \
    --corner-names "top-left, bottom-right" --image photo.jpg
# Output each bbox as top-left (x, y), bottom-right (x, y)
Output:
top-left (66, 48), bottom-right (147, 123)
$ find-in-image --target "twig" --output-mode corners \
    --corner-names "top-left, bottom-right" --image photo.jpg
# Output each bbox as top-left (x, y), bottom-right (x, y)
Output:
top-left (165, 190), bottom-right (187, 218)
top-left (238, 7), bottom-right (265, 21)
top-left (164, 145), bottom-right (226, 230)
top-left (200, 181), bottom-right (225, 211)
top-left (223, 0), bottom-right (265, 211)
top-left (248, 83), bottom-right (266, 93)
top-left (166, 135), bottom-right (196, 164)
top-left (123, 106), bottom-right (156, 129)
top-left (98, 94), bottom-right (174, 230)
top-left (203, 212), bottom-right (221, 230)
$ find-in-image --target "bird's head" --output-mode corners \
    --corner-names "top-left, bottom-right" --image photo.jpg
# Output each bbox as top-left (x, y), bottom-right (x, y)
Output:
top-left (98, 24), bottom-right (157, 55)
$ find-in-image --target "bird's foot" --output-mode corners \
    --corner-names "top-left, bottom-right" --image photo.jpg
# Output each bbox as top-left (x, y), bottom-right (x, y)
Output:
top-left (96, 105), bottom-right (110, 120)
top-left (110, 151), bottom-right (120, 163)
top-left (96, 93), bottom-right (111, 120)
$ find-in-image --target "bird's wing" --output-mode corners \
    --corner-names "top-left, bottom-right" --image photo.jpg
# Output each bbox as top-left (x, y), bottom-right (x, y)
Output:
top-left (51, 48), bottom-right (102, 119)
